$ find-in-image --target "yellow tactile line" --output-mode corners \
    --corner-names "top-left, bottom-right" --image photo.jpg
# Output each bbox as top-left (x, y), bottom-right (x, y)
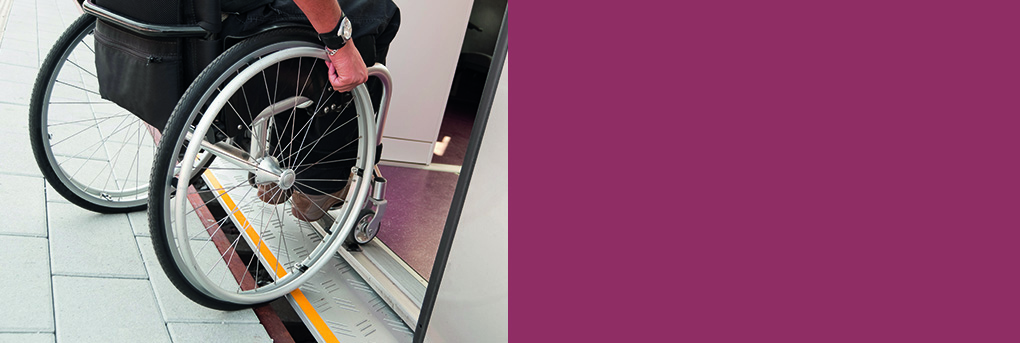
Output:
top-left (203, 169), bottom-right (341, 343)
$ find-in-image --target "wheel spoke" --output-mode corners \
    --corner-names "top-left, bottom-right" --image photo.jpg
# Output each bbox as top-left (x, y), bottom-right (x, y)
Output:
top-left (62, 58), bottom-right (98, 78)
top-left (49, 113), bottom-right (122, 147)
top-left (278, 110), bottom-right (357, 164)
top-left (294, 136), bottom-right (361, 175)
top-left (48, 113), bottom-right (128, 126)
top-left (34, 17), bottom-right (147, 211)
top-left (54, 79), bottom-right (102, 96)
top-left (157, 39), bottom-right (375, 306)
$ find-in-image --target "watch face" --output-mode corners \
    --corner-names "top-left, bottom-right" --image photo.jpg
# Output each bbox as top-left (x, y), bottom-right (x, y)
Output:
top-left (340, 17), bottom-right (353, 40)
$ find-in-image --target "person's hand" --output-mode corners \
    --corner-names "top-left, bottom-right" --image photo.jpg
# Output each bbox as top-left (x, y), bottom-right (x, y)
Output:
top-left (325, 42), bottom-right (368, 93)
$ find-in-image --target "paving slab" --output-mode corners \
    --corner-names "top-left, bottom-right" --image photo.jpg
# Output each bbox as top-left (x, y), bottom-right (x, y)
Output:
top-left (128, 189), bottom-right (212, 239)
top-left (0, 235), bottom-right (53, 332)
top-left (0, 174), bottom-right (46, 237)
top-left (35, 21), bottom-right (66, 36)
top-left (0, 333), bottom-right (54, 343)
top-left (2, 21), bottom-right (38, 41)
top-left (44, 180), bottom-right (71, 204)
top-left (0, 79), bottom-right (33, 104)
top-left (48, 202), bottom-right (146, 278)
top-left (0, 102), bottom-right (30, 133)
top-left (136, 238), bottom-right (262, 324)
top-left (0, 62), bottom-right (37, 87)
top-left (52, 275), bottom-right (171, 343)
top-left (0, 44), bottom-right (36, 68)
top-left (167, 323), bottom-right (273, 343)
top-left (0, 36), bottom-right (36, 57)
top-left (0, 35), bottom-right (37, 51)
top-left (0, 128), bottom-right (41, 177)
top-left (6, 7), bottom-right (33, 25)
top-left (128, 209), bottom-right (150, 236)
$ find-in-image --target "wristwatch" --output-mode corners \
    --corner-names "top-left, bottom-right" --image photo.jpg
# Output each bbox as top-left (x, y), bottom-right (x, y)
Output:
top-left (319, 14), bottom-right (353, 56)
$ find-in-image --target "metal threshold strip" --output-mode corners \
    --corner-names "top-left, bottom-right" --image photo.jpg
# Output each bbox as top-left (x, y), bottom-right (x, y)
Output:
top-left (197, 159), bottom-right (414, 343)
top-left (315, 211), bottom-right (427, 328)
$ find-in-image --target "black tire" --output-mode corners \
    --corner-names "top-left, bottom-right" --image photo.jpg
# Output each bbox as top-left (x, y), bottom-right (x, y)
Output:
top-left (149, 28), bottom-right (376, 310)
top-left (30, 15), bottom-right (150, 213)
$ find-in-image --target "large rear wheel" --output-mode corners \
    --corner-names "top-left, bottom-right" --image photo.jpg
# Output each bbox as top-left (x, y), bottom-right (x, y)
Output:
top-left (30, 15), bottom-right (153, 213)
top-left (149, 29), bottom-right (378, 310)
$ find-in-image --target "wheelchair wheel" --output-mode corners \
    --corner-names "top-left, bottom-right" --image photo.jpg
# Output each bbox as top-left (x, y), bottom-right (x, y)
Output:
top-left (352, 208), bottom-right (379, 244)
top-left (149, 29), bottom-right (378, 309)
top-left (29, 15), bottom-right (152, 213)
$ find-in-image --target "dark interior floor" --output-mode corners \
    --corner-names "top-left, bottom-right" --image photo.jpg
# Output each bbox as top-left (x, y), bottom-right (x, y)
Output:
top-left (374, 165), bottom-right (459, 280)
top-left (374, 94), bottom-right (479, 280)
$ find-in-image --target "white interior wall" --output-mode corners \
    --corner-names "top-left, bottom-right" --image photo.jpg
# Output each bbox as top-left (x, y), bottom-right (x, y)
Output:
top-left (379, 0), bottom-right (475, 165)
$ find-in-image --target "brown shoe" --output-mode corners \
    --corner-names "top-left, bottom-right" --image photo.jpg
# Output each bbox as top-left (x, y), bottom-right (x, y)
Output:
top-left (258, 183), bottom-right (291, 204)
top-left (291, 183), bottom-right (350, 222)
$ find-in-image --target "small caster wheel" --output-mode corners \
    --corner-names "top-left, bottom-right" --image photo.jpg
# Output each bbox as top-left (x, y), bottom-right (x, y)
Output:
top-left (352, 209), bottom-right (379, 244)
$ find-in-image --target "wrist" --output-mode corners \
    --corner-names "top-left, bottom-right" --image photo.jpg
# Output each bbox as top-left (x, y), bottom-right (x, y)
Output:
top-left (319, 14), bottom-right (352, 52)
top-left (326, 40), bottom-right (356, 56)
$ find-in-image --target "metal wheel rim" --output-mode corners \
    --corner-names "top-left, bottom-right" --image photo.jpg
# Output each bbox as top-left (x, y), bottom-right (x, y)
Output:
top-left (38, 19), bottom-right (150, 207)
top-left (166, 41), bottom-right (377, 304)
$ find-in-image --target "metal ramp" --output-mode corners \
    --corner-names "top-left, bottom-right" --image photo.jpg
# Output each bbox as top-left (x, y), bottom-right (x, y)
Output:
top-left (196, 159), bottom-right (415, 343)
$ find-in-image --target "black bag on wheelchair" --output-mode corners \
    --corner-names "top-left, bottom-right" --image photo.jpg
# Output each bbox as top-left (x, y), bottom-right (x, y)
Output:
top-left (94, 21), bottom-right (184, 130)
top-left (93, 0), bottom-right (399, 131)
top-left (92, 0), bottom-right (237, 130)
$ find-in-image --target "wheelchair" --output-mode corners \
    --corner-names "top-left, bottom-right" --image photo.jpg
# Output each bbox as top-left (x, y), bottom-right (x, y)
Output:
top-left (29, 0), bottom-right (395, 310)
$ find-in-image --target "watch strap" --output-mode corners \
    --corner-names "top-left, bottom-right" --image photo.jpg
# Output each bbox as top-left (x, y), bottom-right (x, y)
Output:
top-left (318, 14), bottom-right (349, 50)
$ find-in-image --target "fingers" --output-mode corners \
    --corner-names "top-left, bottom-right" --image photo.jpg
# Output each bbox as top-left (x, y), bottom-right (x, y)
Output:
top-left (324, 44), bottom-right (368, 93)
top-left (326, 60), bottom-right (343, 89)
top-left (324, 57), bottom-right (367, 93)
top-left (330, 70), bottom-right (367, 93)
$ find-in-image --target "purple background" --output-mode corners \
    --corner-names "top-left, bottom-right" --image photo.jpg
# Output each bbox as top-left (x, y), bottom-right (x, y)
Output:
top-left (514, 1), bottom-right (1020, 342)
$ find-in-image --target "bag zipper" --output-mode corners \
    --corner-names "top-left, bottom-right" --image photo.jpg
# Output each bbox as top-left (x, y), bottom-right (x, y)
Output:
top-left (94, 30), bottom-right (181, 65)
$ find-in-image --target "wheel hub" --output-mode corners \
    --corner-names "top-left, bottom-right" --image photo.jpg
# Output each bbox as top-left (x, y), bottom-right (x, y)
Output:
top-left (278, 169), bottom-right (296, 190)
top-left (254, 156), bottom-right (289, 186)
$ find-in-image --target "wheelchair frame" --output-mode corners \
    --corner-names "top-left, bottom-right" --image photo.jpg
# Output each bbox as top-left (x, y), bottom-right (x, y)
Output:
top-left (78, 0), bottom-right (391, 234)
top-left (47, 0), bottom-right (395, 306)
